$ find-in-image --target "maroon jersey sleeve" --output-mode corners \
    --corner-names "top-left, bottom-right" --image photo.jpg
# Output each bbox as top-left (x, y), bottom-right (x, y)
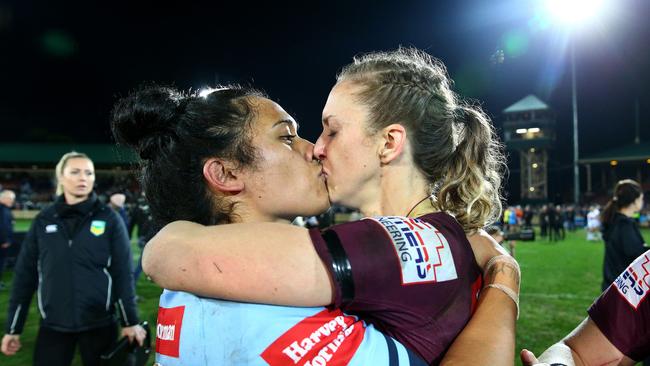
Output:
top-left (588, 250), bottom-right (650, 361)
top-left (309, 213), bottom-right (482, 364)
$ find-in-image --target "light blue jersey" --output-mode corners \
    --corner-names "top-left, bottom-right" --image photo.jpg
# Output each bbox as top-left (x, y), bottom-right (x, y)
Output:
top-left (154, 290), bottom-right (426, 366)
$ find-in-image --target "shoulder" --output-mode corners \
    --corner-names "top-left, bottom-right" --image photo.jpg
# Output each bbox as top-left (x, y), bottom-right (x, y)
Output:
top-left (466, 229), bottom-right (509, 269)
top-left (93, 203), bottom-right (117, 220)
top-left (33, 203), bottom-right (57, 221)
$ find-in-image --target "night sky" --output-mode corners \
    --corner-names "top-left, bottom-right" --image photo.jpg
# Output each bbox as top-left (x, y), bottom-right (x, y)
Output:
top-left (1, 0), bottom-right (648, 199)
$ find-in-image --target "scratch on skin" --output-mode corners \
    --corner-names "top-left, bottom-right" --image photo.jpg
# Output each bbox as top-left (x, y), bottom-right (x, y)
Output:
top-left (213, 261), bottom-right (223, 273)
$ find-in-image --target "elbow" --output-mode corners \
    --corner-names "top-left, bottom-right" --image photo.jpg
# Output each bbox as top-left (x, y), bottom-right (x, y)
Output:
top-left (141, 221), bottom-right (187, 288)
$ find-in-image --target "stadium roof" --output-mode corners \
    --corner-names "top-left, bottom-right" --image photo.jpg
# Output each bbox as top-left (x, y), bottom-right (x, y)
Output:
top-left (0, 143), bottom-right (138, 165)
top-left (503, 95), bottom-right (550, 113)
top-left (578, 141), bottom-right (650, 164)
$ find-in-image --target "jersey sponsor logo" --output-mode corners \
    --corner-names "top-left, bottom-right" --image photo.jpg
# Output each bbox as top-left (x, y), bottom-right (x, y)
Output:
top-left (90, 220), bottom-right (106, 236)
top-left (371, 216), bottom-right (458, 285)
top-left (261, 308), bottom-right (365, 366)
top-left (45, 224), bottom-right (58, 233)
top-left (613, 250), bottom-right (650, 309)
top-left (156, 305), bottom-right (185, 358)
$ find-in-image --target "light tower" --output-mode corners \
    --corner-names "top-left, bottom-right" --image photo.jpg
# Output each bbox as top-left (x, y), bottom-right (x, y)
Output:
top-left (503, 95), bottom-right (556, 201)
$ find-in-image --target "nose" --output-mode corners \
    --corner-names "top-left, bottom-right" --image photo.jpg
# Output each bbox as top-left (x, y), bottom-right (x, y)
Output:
top-left (313, 134), bottom-right (326, 161)
top-left (302, 139), bottom-right (316, 162)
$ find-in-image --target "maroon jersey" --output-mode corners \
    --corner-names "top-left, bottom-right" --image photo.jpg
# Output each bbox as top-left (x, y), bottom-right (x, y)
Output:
top-left (309, 213), bottom-right (482, 365)
top-left (588, 249), bottom-right (650, 361)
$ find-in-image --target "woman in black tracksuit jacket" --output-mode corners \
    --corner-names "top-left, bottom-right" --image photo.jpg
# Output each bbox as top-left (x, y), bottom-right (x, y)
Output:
top-left (1, 152), bottom-right (145, 366)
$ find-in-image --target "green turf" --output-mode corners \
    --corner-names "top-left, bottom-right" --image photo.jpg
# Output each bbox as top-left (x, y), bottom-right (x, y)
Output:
top-left (14, 219), bottom-right (32, 233)
top-left (0, 236), bottom-right (162, 366)
top-left (0, 227), bottom-right (648, 365)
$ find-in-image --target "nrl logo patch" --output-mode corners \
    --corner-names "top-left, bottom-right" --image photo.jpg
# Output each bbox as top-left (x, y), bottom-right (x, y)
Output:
top-left (613, 250), bottom-right (650, 309)
top-left (369, 216), bottom-right (458, 285)
top-left (89, 220), bottom-right (106, 237)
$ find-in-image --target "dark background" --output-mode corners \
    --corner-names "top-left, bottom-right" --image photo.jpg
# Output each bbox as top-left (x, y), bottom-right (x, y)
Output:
top-left (1, 0), bottom-right (648, 201)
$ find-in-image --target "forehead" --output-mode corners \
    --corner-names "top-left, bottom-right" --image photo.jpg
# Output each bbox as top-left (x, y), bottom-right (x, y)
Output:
top-left (322, 81), bottom-right (368, 124)
top-left (65, 157), bottom-right (94, 169)
top-left (250, 97), bottom-right (297, 130)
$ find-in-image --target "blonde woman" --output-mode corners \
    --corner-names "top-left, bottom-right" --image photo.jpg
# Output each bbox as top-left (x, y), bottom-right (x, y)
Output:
top-left (1, 152), bottom-right (145, 366)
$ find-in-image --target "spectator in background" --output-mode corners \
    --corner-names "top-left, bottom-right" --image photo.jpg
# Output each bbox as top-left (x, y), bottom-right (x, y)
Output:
top-left (1, 151), bottom-right (145, 366)
top-left (0, 190), bottom-right (16, 290)
top-left (503, 206), bottom-right (512, 232)
top-left (523, 205), bottom-right (534, 229)
top-left (600, 179), bottom-right (647, 291)
top-left (547, 204), bottom-right (558, 241)
top-left (539, 204), bottom-right (549, 239)
top-left (553, 205), bottom-right (566, 240)
top-left (587, 204), bottom-right (602, 241)
top-left (514, 205), bottom-right (523, 225)
top-left (566, 205), bottom-right (576, 232)
top-left (108, 193), bottom-right (129, 228)
top-left (128, 193), bottom-right (157, 287)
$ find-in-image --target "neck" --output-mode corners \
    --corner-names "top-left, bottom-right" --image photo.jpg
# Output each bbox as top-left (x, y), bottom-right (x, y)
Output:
top-left (232, 200), bottom-right (291, 224)
top-left (358, 162), bottom-right (433, 217)
top-left (619, 206), bottom-right (636, 218)
top-left (64, 192), bottom-right (89, 206)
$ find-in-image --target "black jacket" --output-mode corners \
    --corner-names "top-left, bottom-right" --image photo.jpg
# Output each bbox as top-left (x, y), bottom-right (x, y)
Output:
top-left (601, 213), bottom-right (647, 290)
top-left (0, 204), bottom-right (14, 245)
top-left (5, 193), bottom-right (139, 334)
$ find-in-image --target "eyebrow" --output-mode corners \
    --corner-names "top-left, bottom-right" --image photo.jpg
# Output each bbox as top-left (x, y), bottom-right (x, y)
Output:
top-left (272, 119), bottom-right (299, 130)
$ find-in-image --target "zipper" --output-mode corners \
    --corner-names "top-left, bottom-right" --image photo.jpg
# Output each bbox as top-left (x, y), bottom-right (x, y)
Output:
top-left (37, 260), bottom-right (47, 319)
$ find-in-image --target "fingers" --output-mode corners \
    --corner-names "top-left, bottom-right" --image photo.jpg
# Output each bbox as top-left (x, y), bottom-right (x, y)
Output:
top-left (1, 337), bottom-right (21, 356)
top-left (122, 326), bottom-right (147, 347)
top-left (520, 349), bottom-right (539, 366)
top-left (135, 330), bottom-right (146, 347)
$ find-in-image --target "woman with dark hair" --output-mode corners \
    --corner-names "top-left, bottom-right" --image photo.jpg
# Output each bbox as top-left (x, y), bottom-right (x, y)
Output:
top-left (143, 48), bottom-right (519, 365)
top-left (600, 179), bottom-right (647, 291)
top-left (1, 152), bottom-right (145, 366)
top-left (112, 85), bottom-right (431, 365)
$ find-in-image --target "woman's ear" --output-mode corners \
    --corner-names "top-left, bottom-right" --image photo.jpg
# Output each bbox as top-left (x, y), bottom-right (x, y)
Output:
top-left (379, 123), bottom-right (407, 164)
top-left (203, 158), bottom-right (244, 194)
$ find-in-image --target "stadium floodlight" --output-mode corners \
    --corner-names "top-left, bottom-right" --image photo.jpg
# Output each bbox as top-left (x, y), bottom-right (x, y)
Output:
top-left (541, 0), bottom-right (611, 203)
top-left (543, 0), bottom-right (607, 28)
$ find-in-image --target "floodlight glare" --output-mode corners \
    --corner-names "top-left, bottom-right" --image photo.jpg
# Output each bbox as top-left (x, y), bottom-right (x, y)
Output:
top-left (544, 0), bottom-right (606, 26)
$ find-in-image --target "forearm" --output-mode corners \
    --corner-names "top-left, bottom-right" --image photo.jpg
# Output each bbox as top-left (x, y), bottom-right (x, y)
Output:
top-left (143, 221), bottom-right (333, 306)
top-left (441, 256), bottom-right (519, 365)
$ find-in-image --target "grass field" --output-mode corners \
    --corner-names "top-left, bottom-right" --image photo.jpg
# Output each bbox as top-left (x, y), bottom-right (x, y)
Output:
top-left (0, 227), bottom-right (648, 365)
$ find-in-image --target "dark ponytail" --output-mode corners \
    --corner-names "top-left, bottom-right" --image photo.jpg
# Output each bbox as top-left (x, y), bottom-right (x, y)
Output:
top-left (600, 179), bottom-right (642, 226)
top-left (111, 84), bottom-right (265, 228)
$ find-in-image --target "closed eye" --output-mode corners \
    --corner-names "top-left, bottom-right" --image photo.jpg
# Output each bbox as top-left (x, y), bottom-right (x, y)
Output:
top-left (281, 135), bottom-right (296, 145)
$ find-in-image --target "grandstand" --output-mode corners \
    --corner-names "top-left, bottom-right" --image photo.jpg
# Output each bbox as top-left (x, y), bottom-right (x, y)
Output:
top-left (579, 140), bottom-right (650, 202)
top-left (0, 143), bottom-right (139, 211)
